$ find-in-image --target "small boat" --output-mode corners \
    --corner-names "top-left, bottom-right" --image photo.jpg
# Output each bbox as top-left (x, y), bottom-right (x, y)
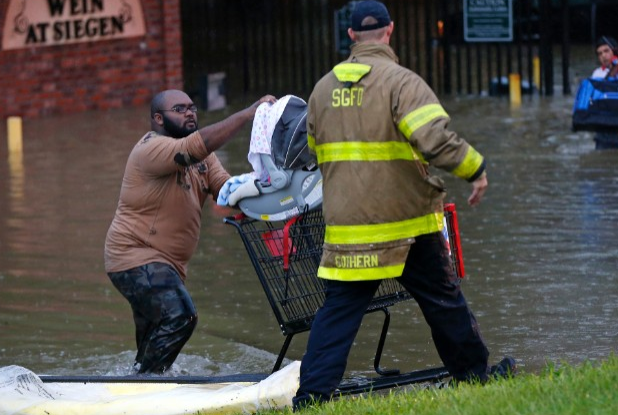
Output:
top-left (0, 361), bottom-right (450, 415)
top-left (572, 77), bottom-right (618, 132)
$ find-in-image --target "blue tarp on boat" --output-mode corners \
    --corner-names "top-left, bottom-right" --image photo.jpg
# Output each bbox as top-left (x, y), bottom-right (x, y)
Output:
top-left (573, 78), bottom-right (618, 132)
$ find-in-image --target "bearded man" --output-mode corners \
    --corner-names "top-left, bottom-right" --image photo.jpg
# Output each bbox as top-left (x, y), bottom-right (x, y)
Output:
top-left (105, 90), bottom-right (275, 374)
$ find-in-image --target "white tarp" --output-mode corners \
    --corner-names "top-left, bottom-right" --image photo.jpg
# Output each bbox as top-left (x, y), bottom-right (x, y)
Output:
top-left (0, 361), bottom-right (300, 415)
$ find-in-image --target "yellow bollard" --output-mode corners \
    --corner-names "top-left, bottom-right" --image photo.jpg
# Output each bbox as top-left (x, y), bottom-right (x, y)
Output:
top-left (7, 116), bottom-right (25, 202)
top-left (533, 56), bottom-right (541, 90)
top-left (509, 73), bottom-right (521, 106)
top-left (7, 116), bottom-right (23, 153)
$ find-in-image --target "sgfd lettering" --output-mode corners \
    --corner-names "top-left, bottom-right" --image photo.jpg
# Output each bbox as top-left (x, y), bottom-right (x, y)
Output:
top-left (332, 87), bottom-right (363, 107)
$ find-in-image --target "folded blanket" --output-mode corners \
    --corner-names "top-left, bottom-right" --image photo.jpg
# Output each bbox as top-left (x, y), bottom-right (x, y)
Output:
top-left (216, 173), bottom-right (256, 206)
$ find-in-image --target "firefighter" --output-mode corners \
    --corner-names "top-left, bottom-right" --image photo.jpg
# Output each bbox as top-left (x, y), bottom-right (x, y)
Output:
top-left (292, 1), bottom-right (515, 409)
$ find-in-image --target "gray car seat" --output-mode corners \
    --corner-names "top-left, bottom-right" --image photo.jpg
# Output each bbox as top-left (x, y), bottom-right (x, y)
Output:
top-left (237, 96), bottom-right (323, 221)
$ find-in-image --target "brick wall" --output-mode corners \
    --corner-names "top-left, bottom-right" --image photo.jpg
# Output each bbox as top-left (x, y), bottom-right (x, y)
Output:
top-left (0, 0), bottom-right (183, 119)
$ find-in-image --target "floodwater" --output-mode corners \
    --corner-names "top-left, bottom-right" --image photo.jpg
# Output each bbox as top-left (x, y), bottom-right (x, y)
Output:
top-left (0, 89), bottom-right (616, 379)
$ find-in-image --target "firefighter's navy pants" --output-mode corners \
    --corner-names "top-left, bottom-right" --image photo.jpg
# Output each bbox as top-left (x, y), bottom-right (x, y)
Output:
top-left (293, 232), bottom-right (490, 409)
top-left (108, 262), bottom-right (198, 374)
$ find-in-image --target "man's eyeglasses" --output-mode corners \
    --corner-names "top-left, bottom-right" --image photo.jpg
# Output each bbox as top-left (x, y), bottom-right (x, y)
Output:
top-left (159, 104), bottom-right (198, 114)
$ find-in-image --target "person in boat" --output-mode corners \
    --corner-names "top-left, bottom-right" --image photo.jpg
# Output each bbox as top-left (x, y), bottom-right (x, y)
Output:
top-left (104, 90), bottom-right (276, 374)
top-left (592, 36), bottom-right (618, 79)
top-left (292, 1), bottom-right (515, 410)
top-left (591, 36), bottom-right (618, 150)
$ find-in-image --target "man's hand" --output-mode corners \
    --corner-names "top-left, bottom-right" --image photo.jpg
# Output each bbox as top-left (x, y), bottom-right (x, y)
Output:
top-left (245, 95), bottom-right (277, 118)
top-left (200, 94), bottom-right (277, 152)
top-left (255, 95), bottom-right (277, 107)
top-left (468, 172), bottom-right (487, 207)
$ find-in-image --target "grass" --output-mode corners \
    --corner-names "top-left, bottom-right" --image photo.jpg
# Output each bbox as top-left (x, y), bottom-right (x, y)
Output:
top-left (254, 354), bottom-right (618, 415)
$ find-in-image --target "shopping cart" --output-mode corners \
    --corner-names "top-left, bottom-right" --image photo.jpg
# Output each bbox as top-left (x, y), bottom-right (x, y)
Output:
top-left (224, 203), bottom-right (464, 392)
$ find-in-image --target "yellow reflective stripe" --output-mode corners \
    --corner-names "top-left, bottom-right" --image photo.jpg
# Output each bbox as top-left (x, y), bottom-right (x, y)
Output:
top-left (410, 146), bottom-right (428, 164)
top-left (315, 141), bottom-right (419, 163)
top-left (452, 146), bottom-right (484, 180)
top-left (398, 104), bottom-right (449, 139)
top-left (307, 133), bottom-right (315, 151)
top-left (333, 63), bottom-right (372, 83)
top-left (318, 264), bottom-right (405, 281)
top-left (324, 212), bottom-right (444, 245)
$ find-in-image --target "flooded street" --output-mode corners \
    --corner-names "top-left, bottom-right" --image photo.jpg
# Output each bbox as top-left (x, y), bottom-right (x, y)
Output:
top-left (0, 90), bottom-right (616, 379)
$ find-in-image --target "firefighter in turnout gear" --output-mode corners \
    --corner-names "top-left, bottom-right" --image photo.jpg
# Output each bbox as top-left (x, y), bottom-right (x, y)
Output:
top-left (293, 1), bottom-right (515, 410)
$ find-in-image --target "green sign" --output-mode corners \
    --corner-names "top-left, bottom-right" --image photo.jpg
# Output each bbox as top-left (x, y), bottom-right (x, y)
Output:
top-left (464, 0), bottom-right (513, 42)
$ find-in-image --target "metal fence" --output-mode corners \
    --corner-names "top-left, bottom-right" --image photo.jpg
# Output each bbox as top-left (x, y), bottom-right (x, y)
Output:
top-left (181, 0), bottom-right (570, 104)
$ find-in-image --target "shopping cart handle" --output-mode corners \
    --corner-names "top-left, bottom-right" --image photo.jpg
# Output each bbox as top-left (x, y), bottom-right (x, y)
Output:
top-left (223, 213), bottom-right (247, 224)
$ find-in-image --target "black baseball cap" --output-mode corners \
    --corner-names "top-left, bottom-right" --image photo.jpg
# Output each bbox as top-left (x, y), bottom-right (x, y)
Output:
top-left (351, 1), bottom-right (392, 32)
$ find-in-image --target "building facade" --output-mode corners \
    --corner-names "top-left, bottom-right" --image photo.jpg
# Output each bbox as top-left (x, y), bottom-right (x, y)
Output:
top-left (0, 0), bottom-right (183, 119)
top-left (1, 0), bottom-right (615, 120)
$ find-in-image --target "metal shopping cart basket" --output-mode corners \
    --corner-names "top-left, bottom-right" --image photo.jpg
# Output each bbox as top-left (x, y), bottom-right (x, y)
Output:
top-left (224, 203), bottom-right (464, 393)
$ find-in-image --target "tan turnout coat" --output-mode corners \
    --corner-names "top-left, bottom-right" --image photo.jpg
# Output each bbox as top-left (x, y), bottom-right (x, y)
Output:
top-left (307, 42), bottom-right (485, 281)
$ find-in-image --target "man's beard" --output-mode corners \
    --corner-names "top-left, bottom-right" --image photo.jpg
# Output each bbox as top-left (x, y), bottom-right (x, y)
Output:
top-left (162, 116), bottom-right (199, 138)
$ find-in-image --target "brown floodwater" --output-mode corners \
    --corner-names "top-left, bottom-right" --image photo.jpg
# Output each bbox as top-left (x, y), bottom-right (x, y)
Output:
top-left (0, 87), bottom-right (616, 378)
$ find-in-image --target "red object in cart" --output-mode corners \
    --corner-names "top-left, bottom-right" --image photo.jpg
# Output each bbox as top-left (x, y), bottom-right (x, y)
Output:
top-left (443, 203), bottom-right (465, 279)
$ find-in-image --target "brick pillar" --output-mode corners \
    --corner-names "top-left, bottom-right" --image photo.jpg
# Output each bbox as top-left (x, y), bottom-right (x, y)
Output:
top-left (162, 0), bottom-right (184, 90)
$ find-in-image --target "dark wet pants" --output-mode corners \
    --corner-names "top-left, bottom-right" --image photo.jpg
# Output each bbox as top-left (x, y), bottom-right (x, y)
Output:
top-left (293, 232), bottom-right (490, 409)
top-left (108, 262), bottom-right (198, 374)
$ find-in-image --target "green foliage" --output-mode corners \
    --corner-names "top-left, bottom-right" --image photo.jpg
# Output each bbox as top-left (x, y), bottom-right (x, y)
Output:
top-left (252, 355), bottom-right (618, 415)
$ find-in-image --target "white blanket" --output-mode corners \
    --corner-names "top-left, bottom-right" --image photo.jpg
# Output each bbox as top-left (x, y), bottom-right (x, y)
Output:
top-left (0, 361), bottom-right (300, 415)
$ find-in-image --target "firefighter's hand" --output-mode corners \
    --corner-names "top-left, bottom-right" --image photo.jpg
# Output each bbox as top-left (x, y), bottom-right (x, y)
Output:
top-left (468, 172), bottom-right (487, 207)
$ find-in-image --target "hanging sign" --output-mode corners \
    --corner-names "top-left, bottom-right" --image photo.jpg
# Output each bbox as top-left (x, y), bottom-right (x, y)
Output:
top-left (2, 0), bottom-right (146, 50)
top-left (463, 0), bottom-right (513, 42)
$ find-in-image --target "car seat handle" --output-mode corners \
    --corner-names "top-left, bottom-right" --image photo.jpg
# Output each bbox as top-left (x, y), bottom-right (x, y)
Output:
top-left (260, 154), bottom-right (291, 190)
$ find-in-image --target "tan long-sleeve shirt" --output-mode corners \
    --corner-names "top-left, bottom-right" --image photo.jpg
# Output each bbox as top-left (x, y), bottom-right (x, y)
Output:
top-left (104, 130), bottom-right (230, 280)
